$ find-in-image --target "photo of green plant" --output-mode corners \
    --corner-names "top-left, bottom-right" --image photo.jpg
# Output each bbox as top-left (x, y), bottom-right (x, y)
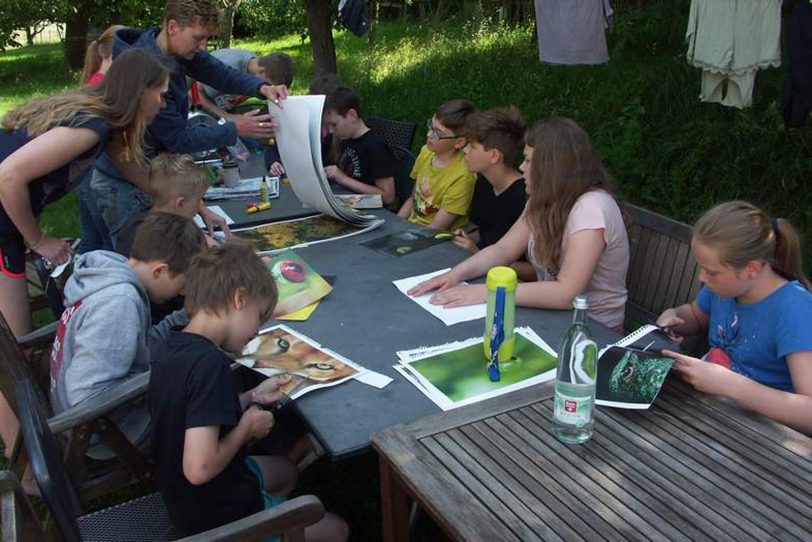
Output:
top-left (408, 333), bottom-right (557, 404)
top-left (595, 346), bottom-right (675, 408)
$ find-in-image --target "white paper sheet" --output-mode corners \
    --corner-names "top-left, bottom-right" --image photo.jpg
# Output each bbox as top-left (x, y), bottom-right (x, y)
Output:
top-left (194, 205), bottom-right (235, 229)
top-left (392, 268), bottom-right (487, 326)
top-left (354, 370), bottom-right (393, 389)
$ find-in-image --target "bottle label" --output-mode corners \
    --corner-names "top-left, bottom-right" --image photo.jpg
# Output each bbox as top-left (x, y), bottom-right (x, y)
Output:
top-left (553, 391), bottom-right (592, 427)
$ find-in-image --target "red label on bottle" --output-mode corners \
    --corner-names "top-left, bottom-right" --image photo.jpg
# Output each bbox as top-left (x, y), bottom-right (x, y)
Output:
top-left (564, 399), bottom-right (577, 413)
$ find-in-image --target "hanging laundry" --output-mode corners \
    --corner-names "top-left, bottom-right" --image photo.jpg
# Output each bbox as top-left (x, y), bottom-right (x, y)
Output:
top-left (534, 0), bottom-right (614, 65)
top-left (783, 0), bottom-right (812, 127)
top-left (685, 0), bottom-right (782, 109)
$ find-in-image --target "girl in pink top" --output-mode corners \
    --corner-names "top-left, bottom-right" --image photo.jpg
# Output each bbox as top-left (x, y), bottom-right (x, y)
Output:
top-left (81, 25), bottom-right (124, 86)
top-left (409, 117), bottom-right (629, 331)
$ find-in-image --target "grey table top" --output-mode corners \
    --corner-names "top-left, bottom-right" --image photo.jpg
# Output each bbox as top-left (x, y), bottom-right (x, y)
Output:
top-left (277, 210), bottom-right (620, 460)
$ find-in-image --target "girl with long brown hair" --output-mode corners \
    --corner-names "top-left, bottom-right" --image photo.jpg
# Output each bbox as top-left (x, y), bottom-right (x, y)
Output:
top-left (81, 24), bottom-right (125, 85)
top-left (410, 117), bottom-right (629, 331)
top-left (0, 47), bottom-right (171, 338)
top-left (659, 201), bottom-right (812, 433)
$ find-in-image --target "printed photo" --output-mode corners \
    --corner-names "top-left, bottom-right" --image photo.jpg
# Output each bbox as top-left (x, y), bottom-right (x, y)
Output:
top-left (595, 346), bottom-right (674, 409)
top-left (237, 325), bottom-right (360, 399)
top-left (231, 215), bottom-right (372, 254)
top-left (262, 249), bottom-right (332, 318)
top-left (362, 228), bottom-right (453, 257)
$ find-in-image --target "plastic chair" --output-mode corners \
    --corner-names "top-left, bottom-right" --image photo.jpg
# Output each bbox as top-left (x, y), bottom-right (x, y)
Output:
top-left (366, 117), bottom-right (418, 150)
top-left (11, 379), bottom-right (326, 542)
top-left (390, 145), bottom-right (417, 206)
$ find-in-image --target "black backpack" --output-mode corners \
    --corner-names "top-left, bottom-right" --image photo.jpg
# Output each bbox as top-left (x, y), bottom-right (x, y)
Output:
top-left (338, 0), bottom-right (370, 37)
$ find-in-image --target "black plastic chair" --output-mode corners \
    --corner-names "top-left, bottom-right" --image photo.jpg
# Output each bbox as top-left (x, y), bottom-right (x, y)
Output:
top-left (12, 379), bottom-right (326, 542)
top-left (390, 145), bottom-right (417, 206)
top-left (366, 117), bottom-right (418, 150)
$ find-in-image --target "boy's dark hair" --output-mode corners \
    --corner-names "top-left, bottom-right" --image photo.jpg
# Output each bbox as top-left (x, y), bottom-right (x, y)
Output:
top-left (325, 86), bottom-right (362, 118)
top-left (184, 242), bottom-right (278, 320)
top-left (309, 74), bottom-right (341, 96)
top-left (130, 212), bottom-right (206, 276)
top-left (257, 52), bottom-right (294, 87)
top-left (164, 0), bottom-right (220, 31)
top-left (464, 107), bottom-right (525, 166)
top-left (435, 99), bottom-right (475, 133)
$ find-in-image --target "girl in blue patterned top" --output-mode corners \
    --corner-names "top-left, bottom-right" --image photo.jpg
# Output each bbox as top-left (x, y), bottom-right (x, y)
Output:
top-left (658, 201), bottom-right (812, 434)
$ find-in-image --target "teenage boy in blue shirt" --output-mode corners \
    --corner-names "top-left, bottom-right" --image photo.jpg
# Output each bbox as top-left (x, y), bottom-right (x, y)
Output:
top-left (91, 0), bottom-right (288, 255)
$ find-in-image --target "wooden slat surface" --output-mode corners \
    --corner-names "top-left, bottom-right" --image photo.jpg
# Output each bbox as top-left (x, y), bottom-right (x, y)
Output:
top-left (373, 380), bottom-right (812, 542)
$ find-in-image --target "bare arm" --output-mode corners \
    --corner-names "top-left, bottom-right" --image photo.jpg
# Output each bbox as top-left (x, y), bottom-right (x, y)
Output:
top-left (398, 195), bottom-right (414, 218)
top-left (428, 210), bottom-right (461, 231)
top-left (0, 127), bottom-right (99, 262)
top-left (183, 408), bottom-right (273, 485)
top-left (326, 165), bottom-right (396, 204)
top-left (666, 350), bottom-right (812, 434)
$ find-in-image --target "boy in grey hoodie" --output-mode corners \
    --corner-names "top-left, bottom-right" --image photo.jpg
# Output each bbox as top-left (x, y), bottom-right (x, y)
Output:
top-left (49, 212), bottom-right (205, 459)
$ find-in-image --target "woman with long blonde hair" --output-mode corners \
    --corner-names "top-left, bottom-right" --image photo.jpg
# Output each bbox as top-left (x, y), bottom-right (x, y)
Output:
top-left (410, 117), bottom-right (630, 331)
top-left (0, 47), bottom-right (171, 338)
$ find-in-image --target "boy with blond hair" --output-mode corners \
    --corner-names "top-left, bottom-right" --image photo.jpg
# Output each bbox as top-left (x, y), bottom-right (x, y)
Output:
top-left (50, 213), bottom-right (206, 458)
top-left (398, 100), bottom-right (477, 230)
top-left (149, 242), bottom-right (348, 540)
top-left (148, 153), bottom-right (209, 219)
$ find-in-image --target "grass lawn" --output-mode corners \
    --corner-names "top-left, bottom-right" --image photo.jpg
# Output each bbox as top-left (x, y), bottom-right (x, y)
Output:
top-left (0, 1), bottom-right (809, 538)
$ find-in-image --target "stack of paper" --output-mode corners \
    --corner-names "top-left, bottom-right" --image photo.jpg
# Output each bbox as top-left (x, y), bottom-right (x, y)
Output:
top-left (271, 96), bottom-right (382, 228)
top-left (204, 176), bottom-right (279, 201)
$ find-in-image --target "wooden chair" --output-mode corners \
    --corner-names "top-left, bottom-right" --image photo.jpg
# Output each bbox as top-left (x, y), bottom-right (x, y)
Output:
top-left (624, 203), bottom-right (702, 330)
top-left (0, 314), bottom-right (154, 504)
top-left (3, 380), bottom-right (325, 542)
top-left (366, 117), bottom-right (418, 150)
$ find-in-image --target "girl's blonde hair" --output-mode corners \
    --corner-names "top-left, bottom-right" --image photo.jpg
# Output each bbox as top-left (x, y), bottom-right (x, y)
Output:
top-left (81, 24), bottom-right (125, 84)
top-left (524, 117), bottom-right (620, 276)
top-left (2, 49), bottom-right (169, 167)
top-left (693, 201), bottom-right (810, 290)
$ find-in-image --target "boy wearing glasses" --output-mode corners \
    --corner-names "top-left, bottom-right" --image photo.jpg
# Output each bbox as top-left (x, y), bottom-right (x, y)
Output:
top-left (398, 100), bottom-right (477, 231)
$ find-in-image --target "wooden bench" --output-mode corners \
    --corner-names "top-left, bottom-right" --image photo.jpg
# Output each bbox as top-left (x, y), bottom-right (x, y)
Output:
top-left (624, 203), bottom-right (702, 331)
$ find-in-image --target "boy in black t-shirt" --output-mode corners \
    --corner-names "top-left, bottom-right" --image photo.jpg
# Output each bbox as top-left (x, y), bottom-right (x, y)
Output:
top-left (454, 107), bottom-right (534, 280)
top-left (322, 86), bottom-right (396, 206)
top-left (149, 243), bottom-right (348, 540)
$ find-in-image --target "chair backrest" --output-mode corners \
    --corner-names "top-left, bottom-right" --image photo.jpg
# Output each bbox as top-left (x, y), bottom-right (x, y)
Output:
top-left (0, 315), bottom-right (48, 426)
top-left (390, 145), bottom-right (417, 204)
top-left (366, 117), bottom-right (418, 150)
top-left (15, 380), bottom-right (84, 542)
top-left (624, 203), bottom-right (702, 329)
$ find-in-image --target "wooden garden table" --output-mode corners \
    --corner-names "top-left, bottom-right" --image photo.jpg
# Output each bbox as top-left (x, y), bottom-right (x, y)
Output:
top-left (372, 378), bottom-right (812, 541)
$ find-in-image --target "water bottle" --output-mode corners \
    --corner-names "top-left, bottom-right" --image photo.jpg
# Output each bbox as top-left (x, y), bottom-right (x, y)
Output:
top-left (553, 294), bottom-right (598, 444)
top-left (483, 266), bottom-right (517, 381)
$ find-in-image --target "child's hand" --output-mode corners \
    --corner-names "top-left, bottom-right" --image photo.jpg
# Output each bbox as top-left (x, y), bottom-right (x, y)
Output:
top-left (242, 406), bottom-right (275, 439)
top-left (269, 161), bottom-right (285, 177)
top-left (324, 165), bottom-right (342, 183)
top-left (663, 350), bottom-right (737, 398)
top-left (250, 375), bottom-right (291, 406)
top-left (407, 271), bottom-right (459, 297)
top-left (429, 284), bottom-right (487, 308)
top-left (657, 308), bottom-right (685, 344)
top-left (451, 229), bottom-right (479, 254)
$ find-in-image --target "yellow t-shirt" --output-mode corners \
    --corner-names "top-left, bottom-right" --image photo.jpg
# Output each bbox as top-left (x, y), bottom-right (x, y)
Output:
top-left (408, 145), bottom-right (476, 230)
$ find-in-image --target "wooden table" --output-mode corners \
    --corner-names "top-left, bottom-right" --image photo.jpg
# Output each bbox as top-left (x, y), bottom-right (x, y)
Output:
top-left (372, 378), bottom-right (812, 541)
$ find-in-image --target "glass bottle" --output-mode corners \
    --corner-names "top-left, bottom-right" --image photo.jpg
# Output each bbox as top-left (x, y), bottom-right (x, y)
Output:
top-left (552, 294), bottom-right (598, 444)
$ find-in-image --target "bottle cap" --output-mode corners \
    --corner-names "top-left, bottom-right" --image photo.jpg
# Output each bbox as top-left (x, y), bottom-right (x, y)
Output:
top-left (573, 294), bottom-right (588, 310)
top-left (486, 266), bottom-right (517, 292)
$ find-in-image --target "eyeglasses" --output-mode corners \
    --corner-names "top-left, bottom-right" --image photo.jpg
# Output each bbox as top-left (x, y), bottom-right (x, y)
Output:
top-left (427, 119), bottom-right (457, 140)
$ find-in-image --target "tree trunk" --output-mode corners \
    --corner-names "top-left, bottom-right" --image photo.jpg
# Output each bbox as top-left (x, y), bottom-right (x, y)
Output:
top-left (25, 28), bottom-right (34, 46)
top-left (64, 0), bottom-right (94, 70)
top-left (219, 1), bottom-right (240, 48)
top-left (303, 0), bottom-right (337, 76)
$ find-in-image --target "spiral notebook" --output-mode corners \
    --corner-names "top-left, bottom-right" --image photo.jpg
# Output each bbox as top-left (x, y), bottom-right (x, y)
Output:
top-left (595, 325), bottom-right (679, 409)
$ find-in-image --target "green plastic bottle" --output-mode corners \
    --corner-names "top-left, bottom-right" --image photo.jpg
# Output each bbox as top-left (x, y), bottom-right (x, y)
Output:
top-left (259, 176), bottom-right (269, 203)
top-left (483, 266), bottom-right (517, 365)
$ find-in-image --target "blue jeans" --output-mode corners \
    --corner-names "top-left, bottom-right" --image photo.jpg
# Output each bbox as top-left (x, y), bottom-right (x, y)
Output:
top-left (90, 169), bottom-right (152, 256)
top-left (78, 175), bottom-right (113, 254)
